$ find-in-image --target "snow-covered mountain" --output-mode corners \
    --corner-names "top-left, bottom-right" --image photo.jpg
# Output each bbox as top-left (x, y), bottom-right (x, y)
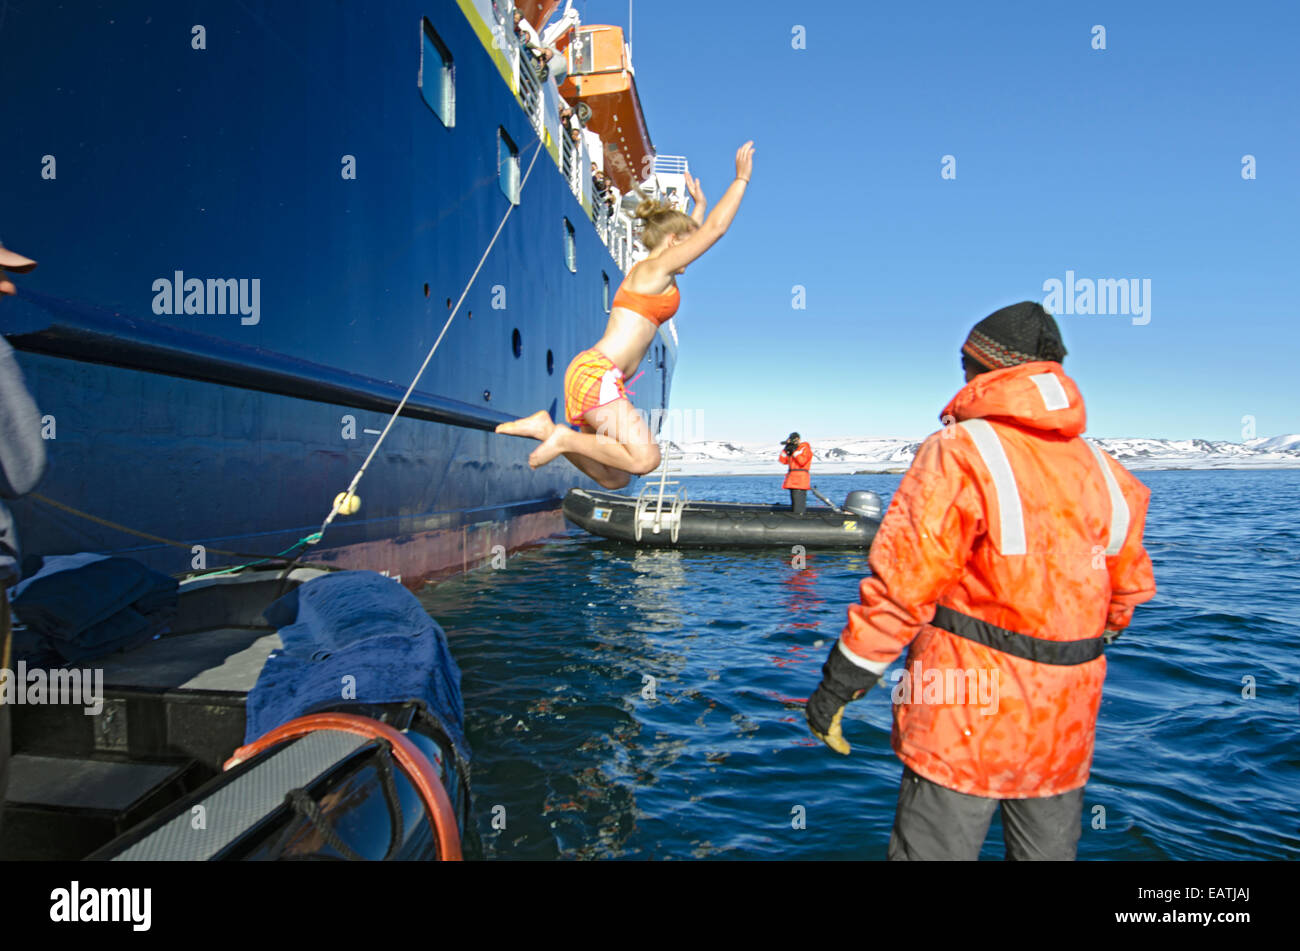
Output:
top-left (1246, 434), bottom-right (1300, 452)
top-left (663, 435), bottom-right (1300, 475)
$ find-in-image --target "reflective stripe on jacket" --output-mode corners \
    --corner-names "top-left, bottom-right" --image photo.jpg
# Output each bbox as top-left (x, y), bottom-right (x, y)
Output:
top-left (779, 442), bottom-right (812, 490)
top-left (838, 361), bottom-right (1155, 798)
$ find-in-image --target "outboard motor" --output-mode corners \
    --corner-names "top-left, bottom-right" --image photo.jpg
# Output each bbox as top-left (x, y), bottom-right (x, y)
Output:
top-left (843, 490), bottom-right (883, 521)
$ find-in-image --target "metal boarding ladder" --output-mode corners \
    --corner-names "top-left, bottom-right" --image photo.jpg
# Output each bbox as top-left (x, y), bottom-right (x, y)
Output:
top-left (634, 445), bottom-right (687, 543)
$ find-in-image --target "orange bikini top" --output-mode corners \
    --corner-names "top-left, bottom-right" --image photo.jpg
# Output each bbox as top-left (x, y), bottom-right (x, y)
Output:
top-left (611, 269), bottom-right (679, 327)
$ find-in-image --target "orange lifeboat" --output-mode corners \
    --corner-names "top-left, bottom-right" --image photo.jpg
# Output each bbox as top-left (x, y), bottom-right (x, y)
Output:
top-left (516, 0), bottom-right (564, 30)
top-left (554, 25), bottom-right (655, 194)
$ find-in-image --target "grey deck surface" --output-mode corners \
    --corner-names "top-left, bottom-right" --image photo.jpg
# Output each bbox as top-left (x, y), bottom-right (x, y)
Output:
top-left (6, 754), bottom-right (181, 811)
top-left (98, 627), bottom-right (283, 693)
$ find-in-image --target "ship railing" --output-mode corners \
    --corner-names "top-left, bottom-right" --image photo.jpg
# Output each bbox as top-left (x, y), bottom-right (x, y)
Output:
top-left (495, 5), bottom-right (641, 275)
top-left (598, 206), bottom-right (621, 251)
top-left (648, 154), bottom-right (692, 213)
top-left (653, 155), bottom-right (690, 175)
top-left (561, 131), bottom-right (575, 182)
top-left (562, 131), bottom-right (587, 201)
top-left (611, 213), bottom-right (637, 273)
top-left (514, 47), bottom-right (545, 133)
top-left (590, 182), bottom-right (629, 270)
top-left (594, 200), bottom-right (612, 243)
top-left (576, 145), bottom-right (590, 204)
top-left (517, 41), bottom-right (591, 209)
top-left (619, 226), bottom-right (633, 271)
top-left (606, 218), bottom-right (626, 271)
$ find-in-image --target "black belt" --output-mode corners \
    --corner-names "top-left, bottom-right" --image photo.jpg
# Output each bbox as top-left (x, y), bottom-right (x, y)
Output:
top-left (930, 605), bottom-right (1104, 666)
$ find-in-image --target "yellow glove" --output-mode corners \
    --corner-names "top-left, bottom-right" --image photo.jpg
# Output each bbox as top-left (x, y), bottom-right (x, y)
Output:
top-left (809, 704), bottom-right (851, 755)
top-left (805, 642), bottom-right (881, 755)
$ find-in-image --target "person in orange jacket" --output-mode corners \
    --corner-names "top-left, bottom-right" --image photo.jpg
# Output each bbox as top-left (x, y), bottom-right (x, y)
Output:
top-left (805, 301), bottom-right (1155, 860)
top-left (779, 432), bottom-right (812, 516)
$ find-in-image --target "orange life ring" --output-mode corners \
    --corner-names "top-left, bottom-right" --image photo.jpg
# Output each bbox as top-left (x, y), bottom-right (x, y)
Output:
top-left (225, 712), bottom-right (463, 861)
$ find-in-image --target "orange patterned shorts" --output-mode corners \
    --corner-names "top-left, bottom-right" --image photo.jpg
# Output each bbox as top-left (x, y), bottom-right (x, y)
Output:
top-left (563, 348), bottom-right (627, 426)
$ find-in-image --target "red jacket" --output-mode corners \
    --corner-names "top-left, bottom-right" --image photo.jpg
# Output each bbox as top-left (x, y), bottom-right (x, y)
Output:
top-left (779, 442), bottom-right (812, 490)
top-left (839, 362), bottom-right (1155, 798)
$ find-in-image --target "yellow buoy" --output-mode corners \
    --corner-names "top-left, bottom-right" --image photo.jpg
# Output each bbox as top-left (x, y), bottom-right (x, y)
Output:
top-left (333, 491), bottom-right (361, 515)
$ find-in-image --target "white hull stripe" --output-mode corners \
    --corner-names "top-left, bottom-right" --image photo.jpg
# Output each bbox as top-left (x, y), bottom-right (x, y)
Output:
top-left (959, 419), bottom-right (1027, 555)
top-left (1085, 440), bottom-right (1130, 555)
top-left (1030, 373), bottom-right (1071, 411)
top-left (838, 638), bottom-right (891, 675)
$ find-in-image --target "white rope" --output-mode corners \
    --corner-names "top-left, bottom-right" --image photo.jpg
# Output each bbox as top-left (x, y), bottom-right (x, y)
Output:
top-left (313, 139), bottom-right (546, 542)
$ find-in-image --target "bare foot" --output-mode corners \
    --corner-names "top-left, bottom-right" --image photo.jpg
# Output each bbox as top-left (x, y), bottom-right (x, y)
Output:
top-left (496, 410), bottom-right (555, 441)
top-left (528, 426), bottom-right (571, 469)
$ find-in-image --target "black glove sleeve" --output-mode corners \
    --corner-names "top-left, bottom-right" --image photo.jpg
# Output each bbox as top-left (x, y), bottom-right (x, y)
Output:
top-left (805, 641), bottom-right (880, 736)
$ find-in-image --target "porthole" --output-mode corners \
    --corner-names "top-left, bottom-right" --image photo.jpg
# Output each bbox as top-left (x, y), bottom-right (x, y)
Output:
top-left (419, 19), bottom-right (455, 127)
top-left (563, 218), bottom-right (576, 272)
top-left (498, 127), bottom-right (520, 204)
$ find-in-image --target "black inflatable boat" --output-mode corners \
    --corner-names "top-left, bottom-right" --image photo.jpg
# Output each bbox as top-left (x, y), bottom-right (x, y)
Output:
top-left (563, 487), bottom-right (883, 549)
top-left (2, 564), bottom-right (469, 861)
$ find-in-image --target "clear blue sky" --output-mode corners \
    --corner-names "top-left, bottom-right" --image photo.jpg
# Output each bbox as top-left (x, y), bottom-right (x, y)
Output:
top-left (586, 0), bottom-right (1298, 442)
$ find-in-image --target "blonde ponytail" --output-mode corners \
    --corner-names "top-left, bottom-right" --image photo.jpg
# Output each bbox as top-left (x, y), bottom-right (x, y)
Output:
top-left (633, 193), bottom-right (697, 250)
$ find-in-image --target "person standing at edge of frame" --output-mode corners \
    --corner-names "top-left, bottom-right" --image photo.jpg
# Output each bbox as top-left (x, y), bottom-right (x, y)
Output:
top-left (0, 242), bottom-right (49, 838)
top-left (805, 301), bottom-right (1156, 860)
top-left (779, 432), bottom-right (811, 516)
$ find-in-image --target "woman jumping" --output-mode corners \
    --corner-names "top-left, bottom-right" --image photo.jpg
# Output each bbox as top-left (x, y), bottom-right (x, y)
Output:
top-left (496, 140), bottom-right (755, 489)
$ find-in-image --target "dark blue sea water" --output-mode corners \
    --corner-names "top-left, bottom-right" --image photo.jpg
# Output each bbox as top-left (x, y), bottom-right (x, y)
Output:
top-left (417, 470), bottom-right (1300, 860)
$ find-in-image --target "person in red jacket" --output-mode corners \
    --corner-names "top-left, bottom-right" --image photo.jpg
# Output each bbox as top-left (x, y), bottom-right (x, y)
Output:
top-left (779, 432), bottom-right (812, 515)
top-left (805, 301), bottom-right (1155, 860)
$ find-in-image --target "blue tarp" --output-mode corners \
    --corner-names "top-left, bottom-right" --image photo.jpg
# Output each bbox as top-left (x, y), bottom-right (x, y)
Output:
top-left (244, 570), bottom-right (470, 765)
top-left (10, 554), bottom-right (178, 665)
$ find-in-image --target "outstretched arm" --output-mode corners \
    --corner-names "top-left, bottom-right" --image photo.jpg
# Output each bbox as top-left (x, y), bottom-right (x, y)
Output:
top-left (686, 172), bottom-right (707, 226)
top-left (642, 142), bottom-right (754, 279)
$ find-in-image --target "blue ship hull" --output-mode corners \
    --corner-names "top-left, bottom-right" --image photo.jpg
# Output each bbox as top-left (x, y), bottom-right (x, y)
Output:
top-left (0, 0), bottom-right (676, 583)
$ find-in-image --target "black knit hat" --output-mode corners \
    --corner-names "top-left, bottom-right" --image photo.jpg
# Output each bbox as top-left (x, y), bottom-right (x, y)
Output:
top-left (962, 302), bottom-right (1067, 372)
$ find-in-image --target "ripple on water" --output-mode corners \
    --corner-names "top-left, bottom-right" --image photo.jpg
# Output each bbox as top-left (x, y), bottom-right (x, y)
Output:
top-left (418, 471), bottom-right (1300, 860)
